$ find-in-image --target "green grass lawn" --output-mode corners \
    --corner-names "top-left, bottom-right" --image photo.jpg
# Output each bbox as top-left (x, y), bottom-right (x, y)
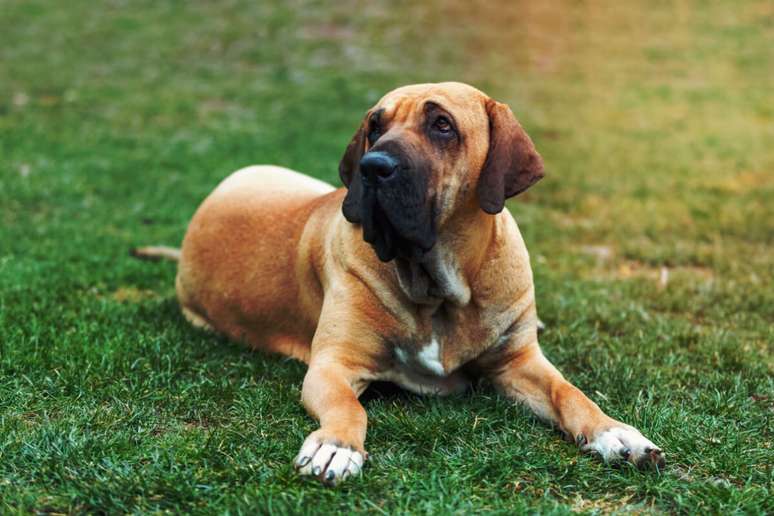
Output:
top-left (1, 0), bottom-right (772, 513)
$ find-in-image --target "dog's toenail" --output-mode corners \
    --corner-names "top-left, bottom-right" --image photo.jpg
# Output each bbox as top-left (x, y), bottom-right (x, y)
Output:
top-left (296, 456), bottom-right (310, 467)
top-left (326, 470), bottom-right (335, 481)
top-left (620, 447), bottom-right (631, 459)
top-left (575, 433), bottom-right (587, 446)
top-left (313, 466), bottom-right (321, 475)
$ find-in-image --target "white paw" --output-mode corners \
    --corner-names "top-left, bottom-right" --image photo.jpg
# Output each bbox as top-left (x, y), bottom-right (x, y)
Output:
top-left (581, 426), bottom-right (665, 469)
top-left (293, 435), bottom-right (365, 485)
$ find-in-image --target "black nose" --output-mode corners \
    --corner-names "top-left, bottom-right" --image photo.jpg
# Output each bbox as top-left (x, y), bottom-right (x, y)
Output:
top-left (359, 152), bottom-right (399, 181)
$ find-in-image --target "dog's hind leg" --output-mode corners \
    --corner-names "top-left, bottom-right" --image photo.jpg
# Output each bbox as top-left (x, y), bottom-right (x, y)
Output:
top-left (181, 305), bottom-right (215, 332)
top-left (173, 271), bottom-right (217, 333)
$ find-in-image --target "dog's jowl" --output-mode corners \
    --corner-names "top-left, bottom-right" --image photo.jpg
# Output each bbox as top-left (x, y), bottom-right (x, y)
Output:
top-left (135, 82), bottom-right (665, 485)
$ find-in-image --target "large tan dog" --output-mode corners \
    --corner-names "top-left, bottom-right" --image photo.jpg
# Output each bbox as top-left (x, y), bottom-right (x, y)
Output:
top-left (135, 82), bottom-right (664, 485)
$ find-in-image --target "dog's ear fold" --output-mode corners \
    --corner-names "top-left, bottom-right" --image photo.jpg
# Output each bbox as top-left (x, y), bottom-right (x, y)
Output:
top-left (478, 99), bottom-right (545, 214)
top-left (339, 118), bottom-right (367, 188)
top-left (339, 117), bottom-right (368, 223)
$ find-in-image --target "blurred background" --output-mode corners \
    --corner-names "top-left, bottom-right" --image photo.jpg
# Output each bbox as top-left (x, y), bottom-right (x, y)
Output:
top-left (4, 1), bottom-right (772, 284)
top-left (1, 0), bottom-right (772, 513)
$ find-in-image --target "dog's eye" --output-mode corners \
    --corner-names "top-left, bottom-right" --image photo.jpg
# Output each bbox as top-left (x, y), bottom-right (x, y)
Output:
top-left (433, 116), bottom-right (452, 134)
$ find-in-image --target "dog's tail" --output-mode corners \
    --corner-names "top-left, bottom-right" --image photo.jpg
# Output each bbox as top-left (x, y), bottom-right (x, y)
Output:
top-left (130, 246), bottom-right (181, 262)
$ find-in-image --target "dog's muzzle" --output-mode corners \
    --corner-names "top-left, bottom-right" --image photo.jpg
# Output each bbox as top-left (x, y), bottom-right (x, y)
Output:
top-left (354, 150), bottom-right (436, 263)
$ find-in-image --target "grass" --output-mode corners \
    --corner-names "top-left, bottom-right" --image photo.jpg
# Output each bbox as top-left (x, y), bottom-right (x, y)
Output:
top-left (1, 0), bottom-right (772, 513)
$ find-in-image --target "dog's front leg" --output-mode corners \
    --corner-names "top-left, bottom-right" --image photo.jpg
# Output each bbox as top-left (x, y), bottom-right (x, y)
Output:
top-left (294, 349), bottom-right (370, 485)
top-left (480, 339), bottom-right (665, 469)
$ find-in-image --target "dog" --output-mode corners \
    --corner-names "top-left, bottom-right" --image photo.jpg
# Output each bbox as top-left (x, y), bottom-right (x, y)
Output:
top-left (133, 82), bottom-right (665, 485)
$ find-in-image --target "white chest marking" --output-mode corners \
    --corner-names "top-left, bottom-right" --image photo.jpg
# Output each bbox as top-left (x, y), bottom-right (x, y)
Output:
top-left (385, 334), bottom-right (466, 395)
top-left (416, 336), bottom-right (445, 376)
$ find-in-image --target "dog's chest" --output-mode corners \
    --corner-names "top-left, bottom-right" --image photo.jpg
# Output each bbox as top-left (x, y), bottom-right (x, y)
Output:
top-left (394, 337), bottom-right (445, 376)
top-left (382, 332), bottom-right (468, 396)
top-left (380, 308), bottom-right (508, 395)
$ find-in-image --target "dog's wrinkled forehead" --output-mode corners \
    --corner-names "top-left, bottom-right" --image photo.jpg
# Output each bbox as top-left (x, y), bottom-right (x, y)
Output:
top-left (374, 82), bottom-right (489, 133)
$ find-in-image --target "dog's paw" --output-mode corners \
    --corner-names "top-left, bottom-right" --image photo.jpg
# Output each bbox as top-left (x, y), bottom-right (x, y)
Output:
top-left (579, 425), bottom-right (665, 469)
top-left (293, 431), bottom-right (365, 486)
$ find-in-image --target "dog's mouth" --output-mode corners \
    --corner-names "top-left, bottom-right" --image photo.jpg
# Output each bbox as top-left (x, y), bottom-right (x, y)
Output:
top-left (344, 177), bottom-right (466, 306)
top-left (359, 187), bottom-right (445, 305)
top-left (359, 178), bottom-right (436, 263)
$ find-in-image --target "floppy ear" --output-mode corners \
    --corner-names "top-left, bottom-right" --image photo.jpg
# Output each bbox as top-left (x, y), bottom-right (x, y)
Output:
top-left (339, 118), bottom-right (367, 223)
top-left (477, 99), bottom-right (545, 214)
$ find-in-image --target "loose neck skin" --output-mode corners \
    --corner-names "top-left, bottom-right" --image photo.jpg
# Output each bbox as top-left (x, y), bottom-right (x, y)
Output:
top-left (396, 198), bottom-right (499, 309)
top-left (439, 198), bottom-right (499, 280)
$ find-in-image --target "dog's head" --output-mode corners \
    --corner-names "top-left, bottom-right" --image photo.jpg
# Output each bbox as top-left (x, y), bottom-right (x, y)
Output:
top-left (339, 82), bottom-right (544, 262)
